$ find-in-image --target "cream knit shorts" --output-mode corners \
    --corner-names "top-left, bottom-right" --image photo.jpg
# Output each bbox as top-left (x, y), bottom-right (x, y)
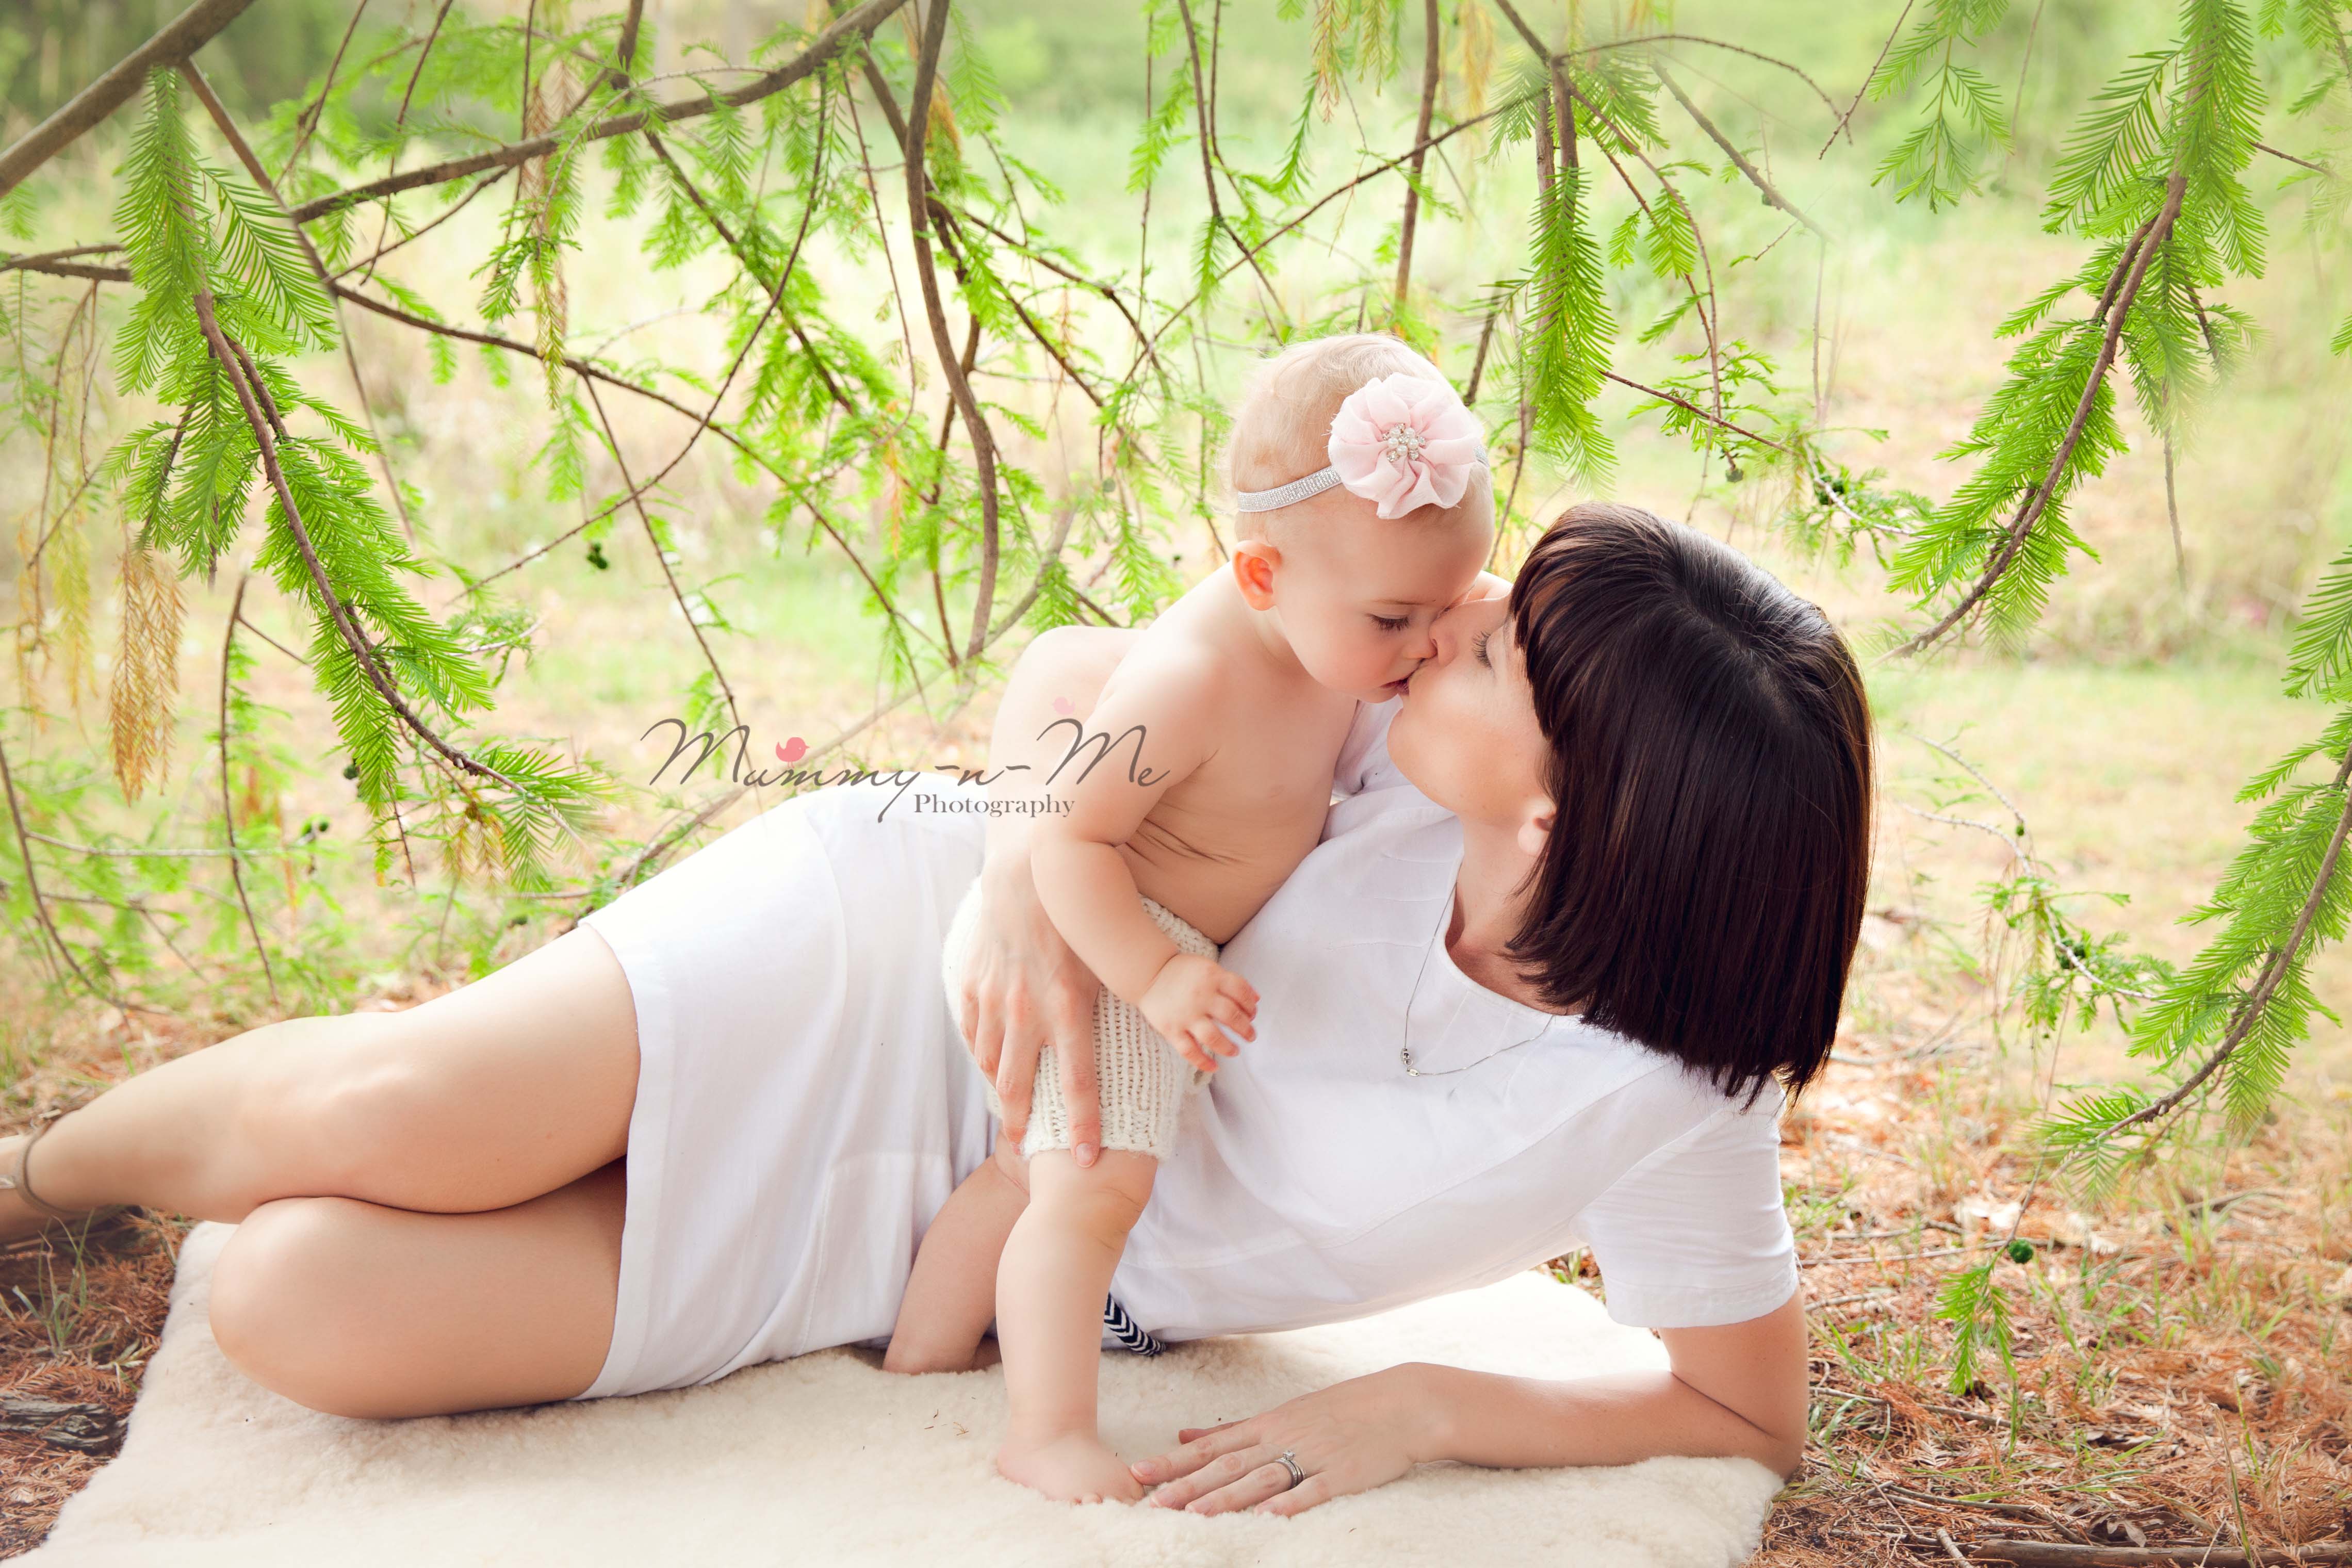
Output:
top-left (939, 880), bottom-right (1215, 1163)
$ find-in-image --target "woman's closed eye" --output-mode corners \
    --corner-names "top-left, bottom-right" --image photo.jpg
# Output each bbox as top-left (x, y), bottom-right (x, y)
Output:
top-left (1472, 629), bottom-right (1492, 668)
top-left (1370, 613), bottom-right (1411, 633)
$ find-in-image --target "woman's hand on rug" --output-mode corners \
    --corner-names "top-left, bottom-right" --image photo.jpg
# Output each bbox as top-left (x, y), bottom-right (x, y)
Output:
top-left (961, 865), bottom-right (1105, 1162)
top-left (1131, 1365), bottom-right (1436, 1516)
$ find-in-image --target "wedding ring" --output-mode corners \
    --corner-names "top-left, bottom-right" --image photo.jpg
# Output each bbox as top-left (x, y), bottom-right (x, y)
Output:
top-left (1274, 1449), bottom-right (1305, 1489)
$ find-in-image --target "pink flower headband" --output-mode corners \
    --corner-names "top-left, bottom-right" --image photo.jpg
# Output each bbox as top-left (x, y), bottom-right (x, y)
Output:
top-left (1233, 373), bottom-right (1488, 520)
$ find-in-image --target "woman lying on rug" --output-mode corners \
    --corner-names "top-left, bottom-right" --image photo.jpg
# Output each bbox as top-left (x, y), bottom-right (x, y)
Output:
top-left (0, 500), bottom-right (1871, 1520)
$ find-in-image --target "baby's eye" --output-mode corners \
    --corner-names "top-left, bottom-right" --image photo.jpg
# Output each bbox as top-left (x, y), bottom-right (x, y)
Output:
top-left (1370, 614), bottom-right (1410, 632)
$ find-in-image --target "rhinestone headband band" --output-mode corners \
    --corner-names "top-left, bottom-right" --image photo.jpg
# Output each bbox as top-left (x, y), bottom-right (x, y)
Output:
top-left (1231, 372), bottom-right (1488, 520)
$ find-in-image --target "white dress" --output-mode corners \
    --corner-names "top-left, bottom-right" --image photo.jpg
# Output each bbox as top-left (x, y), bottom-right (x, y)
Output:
top-left (573, 701), bottom-right (1796, 1400)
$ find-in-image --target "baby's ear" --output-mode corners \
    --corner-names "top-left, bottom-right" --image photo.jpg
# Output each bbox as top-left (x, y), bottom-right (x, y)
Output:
top-left (1464, 569), bottom-right (1513, 605)
top-left (1231, 541), bottom-right (1282, 610)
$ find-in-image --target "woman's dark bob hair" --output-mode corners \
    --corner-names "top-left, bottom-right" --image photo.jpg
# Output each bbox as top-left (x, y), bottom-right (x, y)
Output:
top-left (1506, 503), bottom-right (1873, 1104)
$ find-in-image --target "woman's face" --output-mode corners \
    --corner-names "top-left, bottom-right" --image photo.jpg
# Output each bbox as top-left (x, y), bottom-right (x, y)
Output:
top-left (1387, 593), bottom-right (1551, 834)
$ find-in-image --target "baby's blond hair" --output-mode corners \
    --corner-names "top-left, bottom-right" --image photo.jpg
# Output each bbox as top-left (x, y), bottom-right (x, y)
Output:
top-left (1226, 334), bottom-right (1457, 531)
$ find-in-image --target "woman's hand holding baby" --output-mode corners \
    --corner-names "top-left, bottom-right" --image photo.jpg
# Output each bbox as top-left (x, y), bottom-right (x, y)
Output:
top-left (961, 862), bottom-right (1106, 1163)
top-left (1138, 954), bottom-right (1259, 1073)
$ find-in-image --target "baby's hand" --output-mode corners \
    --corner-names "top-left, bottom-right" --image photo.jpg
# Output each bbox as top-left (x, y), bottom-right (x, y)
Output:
top-left (1138, 953), bottom-right (1259, 1072)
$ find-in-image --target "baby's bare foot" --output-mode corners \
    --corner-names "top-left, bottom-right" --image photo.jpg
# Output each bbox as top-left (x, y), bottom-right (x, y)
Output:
top-left (997, 1431), bottom-right (1145, 1505)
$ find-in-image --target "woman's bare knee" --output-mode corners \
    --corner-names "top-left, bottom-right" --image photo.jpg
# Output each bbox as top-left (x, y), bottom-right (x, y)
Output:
top-left (208, 1173), bottom-right (623, 1419)
top-left (209, 1197), bottom-right (387, 1416)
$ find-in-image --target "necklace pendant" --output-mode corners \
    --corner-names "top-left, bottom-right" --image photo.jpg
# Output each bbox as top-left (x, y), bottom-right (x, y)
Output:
top-left (1399, 1046), bottom-right (1419, 1076)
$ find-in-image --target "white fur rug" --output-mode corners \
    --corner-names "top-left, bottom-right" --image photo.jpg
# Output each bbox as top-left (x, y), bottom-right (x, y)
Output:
top-left (28, 1223), bottom-right (1779, 1566)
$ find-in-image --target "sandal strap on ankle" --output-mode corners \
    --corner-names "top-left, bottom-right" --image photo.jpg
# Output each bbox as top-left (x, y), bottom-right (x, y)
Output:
top-left (1, 1112), bottom-right (90, 1224)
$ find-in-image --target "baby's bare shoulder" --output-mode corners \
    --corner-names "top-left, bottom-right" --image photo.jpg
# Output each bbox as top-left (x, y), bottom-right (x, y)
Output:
top-left (1096, 615), bottom-right (1255, 717)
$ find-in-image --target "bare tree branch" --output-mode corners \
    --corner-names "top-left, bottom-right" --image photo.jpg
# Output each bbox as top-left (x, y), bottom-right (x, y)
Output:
top-left (2254, 140), bottom-right (2335, 176)
top-left (1395, 0), bottom-right (1443, 305)
top-left (897, 0), bottom-right (1003, 666)
top-left (0, 258), bottom-right (131, 284)
top-left (0, 0), bottom-right (262, 198)
top-left (0, 243), bottom-right (125, 276)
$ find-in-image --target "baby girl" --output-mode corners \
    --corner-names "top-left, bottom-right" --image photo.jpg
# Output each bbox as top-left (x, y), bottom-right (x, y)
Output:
top-left (885, 333), bottom-right (1497, 1503)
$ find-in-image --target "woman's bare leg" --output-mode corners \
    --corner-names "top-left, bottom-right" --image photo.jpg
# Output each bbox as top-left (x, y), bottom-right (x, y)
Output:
top-left (4, 924), bottom-right (639, 1233)
top-left (207, 1161), bottom-right (626, 1417)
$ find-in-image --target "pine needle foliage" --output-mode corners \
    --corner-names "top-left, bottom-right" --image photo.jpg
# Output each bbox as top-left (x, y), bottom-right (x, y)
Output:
top-left (0, 0), bottom-right (2342, 1209)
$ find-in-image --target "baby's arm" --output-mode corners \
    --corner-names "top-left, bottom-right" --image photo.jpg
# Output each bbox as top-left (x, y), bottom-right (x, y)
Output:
top-left (883, 1141), bottom-right (1028, 1374)
top-left (1028, 656), bottom-right (1258, 1070)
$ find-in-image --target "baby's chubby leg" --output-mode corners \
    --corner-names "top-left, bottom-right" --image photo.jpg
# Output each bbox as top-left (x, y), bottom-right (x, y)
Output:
top-left (993, 1149), bottom-right (1155, 1504)
top-left (883, 1141), bottom-right (1028, 1375)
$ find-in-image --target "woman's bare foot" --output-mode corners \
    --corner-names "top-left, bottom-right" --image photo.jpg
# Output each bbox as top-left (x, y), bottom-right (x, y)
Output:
top-left (997, 1430), bottom-right (1145, 1505)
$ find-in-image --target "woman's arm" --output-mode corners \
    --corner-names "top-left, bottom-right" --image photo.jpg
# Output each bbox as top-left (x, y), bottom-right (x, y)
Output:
top-left (1130, 1289), bottom-right (1806, 1515)
top-left (958, 626), bottom-right (1139, 1161)
top-left (1421, 1291), bottom-right (1806, 1474)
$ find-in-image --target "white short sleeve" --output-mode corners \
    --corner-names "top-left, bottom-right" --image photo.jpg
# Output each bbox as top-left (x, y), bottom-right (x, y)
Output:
top-left (1332, 696), bottom-right (1408, 797)
top-left (1573, 1092), bottom-right (1798, 1330)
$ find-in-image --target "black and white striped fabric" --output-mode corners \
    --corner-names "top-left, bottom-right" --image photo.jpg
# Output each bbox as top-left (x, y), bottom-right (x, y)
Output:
top-left (1101, 1295), bottom-right (1165, 1357)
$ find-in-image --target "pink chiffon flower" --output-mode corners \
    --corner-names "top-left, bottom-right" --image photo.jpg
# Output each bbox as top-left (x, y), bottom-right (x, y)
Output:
top-left (1326, 374), bottom-right (1485, 519)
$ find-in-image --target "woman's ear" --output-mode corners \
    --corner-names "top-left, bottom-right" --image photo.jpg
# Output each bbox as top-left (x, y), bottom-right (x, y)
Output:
top-left (1231, 541), bottom-right (1281, 610)
top-left (1515, 796), bottom-right (1555, 861)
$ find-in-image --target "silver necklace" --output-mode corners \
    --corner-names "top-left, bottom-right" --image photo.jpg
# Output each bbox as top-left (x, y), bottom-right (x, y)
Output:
top-left (1397, 891), bottom-right (1566, 1077)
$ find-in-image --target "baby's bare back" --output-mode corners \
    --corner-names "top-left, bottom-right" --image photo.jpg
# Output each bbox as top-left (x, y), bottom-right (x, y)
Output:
top-left (1076, 588), bottom-right (1358, 945)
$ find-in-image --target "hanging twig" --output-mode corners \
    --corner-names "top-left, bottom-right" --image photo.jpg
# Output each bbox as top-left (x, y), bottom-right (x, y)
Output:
top-left (279, 0), bottom-right (373, 184)
top-left (1819, 0), bottom-right (1914, 157)
top-left (580, 379), bottom-right (745, 735)
top-left (217, 573), bottom-right (281, 1007)
top-left (1136, 95), bottom-right (1521, 363)
top-left (1170, 0), bottom-right (1282, 310)
top-left (179, 59), bottom-right (419, 543)
top-left (1899, 173), bottom-right (2187, 654)
top-left (1565, 34), bottom-right (1843, 120)
top-left (191, 291), bottom-right (519, 790)
top-left (1603, 369), bottom-right (1792, 453)
top-left (0, 732), bottom-right (143, 1014)
top-left (943, 207), bottom-right (1169, 389)
top-left (0, 0), bottom-right (261, 198)
top-left (2163, 427), bottom-right (2185, 589)
top-left (332, 279), bottom-right (913, 639)
top-left (2108, 746), bottom-right (2352, 1138)
top-left (287, 0), bottom-right (910, 222)
top-left (341, 168), bottom-right (511, 283)
top-left (1653, 60), bottom-right (1830, 238)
